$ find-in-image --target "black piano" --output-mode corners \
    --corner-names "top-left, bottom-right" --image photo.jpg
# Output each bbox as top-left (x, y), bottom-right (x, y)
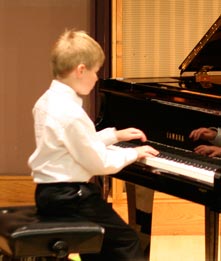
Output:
top-left (96, 15), bottom-right (221, 261)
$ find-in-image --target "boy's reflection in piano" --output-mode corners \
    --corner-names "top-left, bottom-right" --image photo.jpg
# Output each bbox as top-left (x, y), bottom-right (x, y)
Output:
top-left (189, 127), bottom-right (221, 157)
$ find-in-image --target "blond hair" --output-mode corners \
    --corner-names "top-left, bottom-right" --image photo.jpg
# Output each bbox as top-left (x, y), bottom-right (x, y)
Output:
top-left (51, 29), bottom-right (105, 78)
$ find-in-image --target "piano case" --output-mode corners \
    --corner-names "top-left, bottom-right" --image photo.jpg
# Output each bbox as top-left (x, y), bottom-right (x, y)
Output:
top-left (96, 14), bottom-right (221, 261)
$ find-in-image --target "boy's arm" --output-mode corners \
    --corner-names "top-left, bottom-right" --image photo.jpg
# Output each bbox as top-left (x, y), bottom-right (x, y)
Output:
top-left (96, 127), bottom-right (118, 145)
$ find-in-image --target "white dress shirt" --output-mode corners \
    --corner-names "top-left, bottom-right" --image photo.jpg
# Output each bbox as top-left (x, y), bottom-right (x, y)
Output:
top-left (28, 80), bottom-right (138, 183)
top-left (210, 127), bottom-right (221, 146)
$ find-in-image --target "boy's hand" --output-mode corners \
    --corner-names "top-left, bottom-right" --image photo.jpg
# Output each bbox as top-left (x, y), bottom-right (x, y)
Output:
top-left (194, 145), bottom-right (221, 157)
top-left (135, 145), bottom-right (159, 159)
top-left (116, 127), bottom-right (159, 159)
top-left (189, 127), bottom-right (217, 141)
top-left (116, 128), bottom-right (147, 142)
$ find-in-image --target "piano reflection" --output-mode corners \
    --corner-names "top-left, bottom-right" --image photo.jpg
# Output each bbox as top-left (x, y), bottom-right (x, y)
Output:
top-left (96, 15), bottom-right (221, 261)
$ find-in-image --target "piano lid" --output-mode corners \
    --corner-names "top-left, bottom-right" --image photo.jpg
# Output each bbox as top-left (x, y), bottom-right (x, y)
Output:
top-left (179, 15), bottom-right (221, 75)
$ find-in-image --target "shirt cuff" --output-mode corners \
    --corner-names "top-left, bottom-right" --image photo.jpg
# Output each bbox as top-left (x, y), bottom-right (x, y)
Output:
top-left (209, 127), bottom-right (221, 146)
top-left (108, 145), bottom-right (138, 164)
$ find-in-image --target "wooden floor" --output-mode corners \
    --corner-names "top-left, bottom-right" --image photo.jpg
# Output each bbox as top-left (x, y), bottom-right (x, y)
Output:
top-left (149, 235), bottom-right (208, 261)
top-left (112, 194), bottom-right (221, 261)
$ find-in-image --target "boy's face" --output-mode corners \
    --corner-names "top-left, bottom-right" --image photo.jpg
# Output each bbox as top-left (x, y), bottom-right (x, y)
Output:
top-left (75, 64), bottom-right (100, 95)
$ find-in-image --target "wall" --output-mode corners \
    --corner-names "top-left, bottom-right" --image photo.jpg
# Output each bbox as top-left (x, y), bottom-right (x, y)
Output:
top-left (0, 0), bottom-right (95, 176)
top-left (113, 0), bottom-right (221, 78)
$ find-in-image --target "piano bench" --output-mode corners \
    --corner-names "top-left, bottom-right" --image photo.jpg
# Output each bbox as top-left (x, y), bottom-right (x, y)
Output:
top-left (0, 206), bottom-right (104, 260)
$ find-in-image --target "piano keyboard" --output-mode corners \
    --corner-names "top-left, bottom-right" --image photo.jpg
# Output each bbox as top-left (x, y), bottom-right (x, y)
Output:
top-left (117, 141), bottom-right (221, 185)
top-left (141, 153), bottom-right (215, 184)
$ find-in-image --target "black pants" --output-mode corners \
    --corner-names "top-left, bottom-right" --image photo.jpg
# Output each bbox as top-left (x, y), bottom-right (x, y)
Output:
top-left (35, 182), bottom-right (146, 261)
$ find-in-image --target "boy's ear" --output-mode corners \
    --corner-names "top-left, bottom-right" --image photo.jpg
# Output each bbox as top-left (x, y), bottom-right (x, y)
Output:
top-left (76, 64), bottom-right (86, 77)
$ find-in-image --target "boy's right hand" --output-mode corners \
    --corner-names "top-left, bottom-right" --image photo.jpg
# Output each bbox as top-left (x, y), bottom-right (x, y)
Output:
top-left (193, 144), bottom-right (221, 157)
top-left (115, 127), bottom-right (159, 159)
top-left (134, 145), bottom-right (159, 159)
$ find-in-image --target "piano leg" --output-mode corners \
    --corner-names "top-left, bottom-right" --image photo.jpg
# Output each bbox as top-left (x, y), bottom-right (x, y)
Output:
top-left (93, 176), bottom-right (111, 200)
top-left (126, 182), bottom-right (154, 260)
top-left (205, 206), bottom-right (219, 261)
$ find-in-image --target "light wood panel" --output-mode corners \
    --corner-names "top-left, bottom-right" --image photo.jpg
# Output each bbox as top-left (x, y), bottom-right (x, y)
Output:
top-left (0, 175), bottom-right (35, 206)
top-left (111, 192), bottom-right (217, 235)
top-left (151, 192), bottom-right (205, 235)
top-left (112, 198), bottom-right (221, 260)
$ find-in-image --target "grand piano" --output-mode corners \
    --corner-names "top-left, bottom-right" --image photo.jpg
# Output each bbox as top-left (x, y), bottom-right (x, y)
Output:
top-left (96, 15), bottom-right (221, 261)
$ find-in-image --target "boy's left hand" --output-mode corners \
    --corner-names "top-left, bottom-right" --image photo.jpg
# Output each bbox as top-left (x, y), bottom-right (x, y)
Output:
top-left (116, 128), bottom-right (147, 142)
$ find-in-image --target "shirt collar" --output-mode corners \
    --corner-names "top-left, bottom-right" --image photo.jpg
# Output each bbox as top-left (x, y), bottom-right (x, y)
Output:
top-left (49, 79), bottom-right (83, 106)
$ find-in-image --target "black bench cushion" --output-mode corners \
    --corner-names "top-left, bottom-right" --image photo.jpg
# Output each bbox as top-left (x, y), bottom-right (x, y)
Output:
top-left (0, 206), bottom-right (104, 258)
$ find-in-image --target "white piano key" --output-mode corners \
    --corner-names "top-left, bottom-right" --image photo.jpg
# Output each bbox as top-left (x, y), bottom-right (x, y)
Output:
top-left (141, 156), bottom-right (215, 184)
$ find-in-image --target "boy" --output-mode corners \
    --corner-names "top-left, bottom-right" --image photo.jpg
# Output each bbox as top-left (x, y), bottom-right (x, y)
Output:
top-left (28, 29), bottom-right (159, 261)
